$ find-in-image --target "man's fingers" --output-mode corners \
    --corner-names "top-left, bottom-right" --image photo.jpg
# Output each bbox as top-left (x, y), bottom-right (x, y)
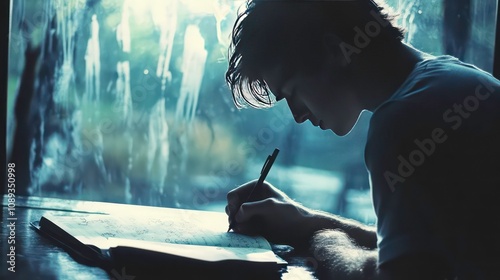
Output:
top-left (226, 180), bottom-right (262, 213)
top-left (235, 198), bottom-right (277, 223)
top-left (225, 180), bottom-right (281, 227)
top-left (226, 191), bottom-right (242, 220)
top-left (232, 201), bottom-right (270, 236)
top-left (225, 204), bottom-right (231, 216)
top-left (227, 180), bottom-right (255, 203)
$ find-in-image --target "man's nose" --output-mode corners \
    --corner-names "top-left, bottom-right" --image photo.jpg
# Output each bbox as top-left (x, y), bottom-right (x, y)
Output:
top-left (293, 111), bottom-right (308, 123)
top-left (287, 100), bottom-right (308, 123)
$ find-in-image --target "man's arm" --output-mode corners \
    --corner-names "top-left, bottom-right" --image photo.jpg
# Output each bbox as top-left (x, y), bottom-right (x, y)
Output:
top-left (305, 210), bottom-right (378, 250)
top-left (309, 229), bottom-right (384, 280)
top-left (226, 181), bottom-right (450, 279)
top-left (309, 230), bottom-right (451, 280)
top-left (226, 180), bottom-right (377, 250)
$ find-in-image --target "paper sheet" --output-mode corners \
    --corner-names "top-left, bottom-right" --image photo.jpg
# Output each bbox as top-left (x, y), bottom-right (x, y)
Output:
top-left (43, 208), bottom-right (271, 251)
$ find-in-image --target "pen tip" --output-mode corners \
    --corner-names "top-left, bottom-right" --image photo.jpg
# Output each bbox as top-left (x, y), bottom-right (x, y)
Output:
top-left (227, 222), bottom-right (234, 232)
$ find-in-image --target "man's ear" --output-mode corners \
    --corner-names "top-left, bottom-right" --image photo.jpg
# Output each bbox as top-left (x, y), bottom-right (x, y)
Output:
top-left (323, 33), bottom-right (350, 67)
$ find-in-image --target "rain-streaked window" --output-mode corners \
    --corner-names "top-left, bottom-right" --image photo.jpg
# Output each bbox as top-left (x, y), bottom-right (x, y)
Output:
top-left (6, 0), bottom-right (497, 224)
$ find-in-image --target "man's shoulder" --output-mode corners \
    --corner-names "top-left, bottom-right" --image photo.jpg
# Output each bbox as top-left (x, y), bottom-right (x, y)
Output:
top-left (370, 57), bottom-right (500, 130)
top-left (366, 58), bottom-right (500, 165)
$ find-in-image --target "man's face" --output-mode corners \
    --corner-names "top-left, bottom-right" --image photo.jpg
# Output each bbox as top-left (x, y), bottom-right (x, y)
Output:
top-left (262, 61), bottom-right (361, 136)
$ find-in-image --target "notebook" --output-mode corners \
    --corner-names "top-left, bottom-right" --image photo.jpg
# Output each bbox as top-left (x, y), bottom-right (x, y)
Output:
top-left (31, 206), bottom-right (287, 276)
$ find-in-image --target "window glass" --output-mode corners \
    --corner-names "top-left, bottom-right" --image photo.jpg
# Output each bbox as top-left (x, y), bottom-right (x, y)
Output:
top-left (6, 0), bottom-right (497, 225)
top-left (387, 0), bottom-right (496, 72)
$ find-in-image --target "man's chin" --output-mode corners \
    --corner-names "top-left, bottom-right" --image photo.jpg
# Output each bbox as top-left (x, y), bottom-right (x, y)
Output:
top-left (329, 112), bottom-right (365, 136)
top-left (330, 127), bottom-right (351, 136)
top-left (329, 121), bottom-right (356, 136)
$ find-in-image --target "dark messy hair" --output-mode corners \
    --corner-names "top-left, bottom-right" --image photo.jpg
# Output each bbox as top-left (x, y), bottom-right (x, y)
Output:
top-left (225, 0), bottom-right (405, 108)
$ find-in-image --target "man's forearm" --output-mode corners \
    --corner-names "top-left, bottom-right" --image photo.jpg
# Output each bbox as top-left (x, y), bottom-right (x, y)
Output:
top-left (305, 210), bottom-right (378, 249)
top-left (309, 229), bottom-right (385, 280)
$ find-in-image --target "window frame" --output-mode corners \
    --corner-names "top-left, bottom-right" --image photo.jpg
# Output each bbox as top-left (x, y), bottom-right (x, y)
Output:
top-left (1, 0), bottom-right (11, 199)
top-left (494, 0), bottom-right (500, 79)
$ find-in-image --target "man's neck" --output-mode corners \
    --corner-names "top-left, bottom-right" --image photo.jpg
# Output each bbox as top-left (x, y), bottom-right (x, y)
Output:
top-left (354, 42), bottom-right (428, 112)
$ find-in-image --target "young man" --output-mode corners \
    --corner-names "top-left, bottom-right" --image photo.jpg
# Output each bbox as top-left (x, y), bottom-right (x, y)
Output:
top-left (224, 0), bottom-right (500, 279)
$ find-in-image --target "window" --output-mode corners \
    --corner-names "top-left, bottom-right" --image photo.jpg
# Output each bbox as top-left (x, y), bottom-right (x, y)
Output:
top-left (5, 0), bottom-right (498, 225)
top-left (388, 0), bottom-right (496, 72)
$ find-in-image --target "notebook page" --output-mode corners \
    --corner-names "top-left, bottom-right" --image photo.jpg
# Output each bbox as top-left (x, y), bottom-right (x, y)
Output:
top-left (42, 209), bottom-right (271, 250)
top-left (108, 238), bottom-right (281, 263)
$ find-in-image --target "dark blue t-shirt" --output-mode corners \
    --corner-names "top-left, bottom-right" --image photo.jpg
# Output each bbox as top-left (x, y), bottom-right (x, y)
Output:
top-left (365, 56), bottom-right (500, 278)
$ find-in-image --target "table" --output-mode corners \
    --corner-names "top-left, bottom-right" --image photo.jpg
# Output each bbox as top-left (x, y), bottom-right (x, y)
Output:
top-left (1, 196), bottom-right (317, 280)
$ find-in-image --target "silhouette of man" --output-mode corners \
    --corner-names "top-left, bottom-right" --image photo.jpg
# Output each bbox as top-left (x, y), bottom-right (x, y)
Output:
top-left (224, 1), bottom-right (500, 279)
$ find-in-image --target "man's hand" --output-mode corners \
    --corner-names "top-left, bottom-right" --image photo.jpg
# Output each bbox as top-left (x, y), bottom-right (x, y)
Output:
top-left (226, 179), bottom-right (377, 251)
top-left (225, 180), bottom-right (316, 249)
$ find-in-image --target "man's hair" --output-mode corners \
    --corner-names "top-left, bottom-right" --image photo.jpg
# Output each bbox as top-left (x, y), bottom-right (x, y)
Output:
top-left (225, 0), bottom-right (405, 108)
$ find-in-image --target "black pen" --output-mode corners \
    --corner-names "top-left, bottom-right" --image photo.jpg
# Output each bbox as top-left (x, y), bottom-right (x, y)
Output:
top-left (227, 148), bottom-right (280, 232)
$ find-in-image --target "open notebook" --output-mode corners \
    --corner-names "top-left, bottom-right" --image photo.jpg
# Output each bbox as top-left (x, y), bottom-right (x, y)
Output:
top-left (31, 207), bottom-right (286, 275)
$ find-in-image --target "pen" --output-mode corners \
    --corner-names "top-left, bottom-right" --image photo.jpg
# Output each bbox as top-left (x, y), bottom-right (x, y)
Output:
top-left (227, 148), bottom-right (280, 232)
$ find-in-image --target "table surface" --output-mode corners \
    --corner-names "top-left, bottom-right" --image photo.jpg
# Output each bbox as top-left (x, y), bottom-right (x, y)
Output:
top-left (1, 196), bottom-right (318, 280)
